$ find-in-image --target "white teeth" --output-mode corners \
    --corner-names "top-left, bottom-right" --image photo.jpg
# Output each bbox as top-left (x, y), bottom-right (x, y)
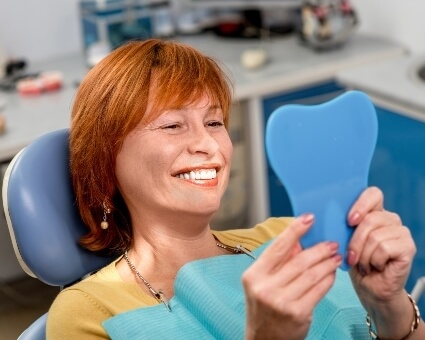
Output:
top-left (176, 169), bottom-right (217, 180)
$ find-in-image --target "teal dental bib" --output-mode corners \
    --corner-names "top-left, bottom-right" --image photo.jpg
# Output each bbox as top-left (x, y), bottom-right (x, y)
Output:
top-left (103, 241), bottom-right (368, 339)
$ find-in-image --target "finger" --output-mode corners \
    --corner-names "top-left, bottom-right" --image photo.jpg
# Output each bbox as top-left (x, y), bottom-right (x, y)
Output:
top-left (349, 210), bottom-right (400, 252)
top-left (360, 227), bottom-right (416, 274)
top-left (347, 211), bottom-right (401, 267)
top-left (253, 214), bottom-right (315, 275)
top-left (276, 267), bottom-right (338, 318)
top-left (245, 247), bottom-right (340, 320)
top-left (295, 270), bottom-right (337, 310)
top-left (348, 186), bottom-right (384, 226)
top-left (267, 240), bottom-right (340, 288)
top-left (243, 239), bottom-right (338, 309)
top-left (357, 225), bottom-right (400, 274)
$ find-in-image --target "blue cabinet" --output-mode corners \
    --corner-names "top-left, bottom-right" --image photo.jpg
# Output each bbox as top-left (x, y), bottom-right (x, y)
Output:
top-left (369, 105), bottom-right (425, 313)
top-left (262, 81), bottom-right (345, 217)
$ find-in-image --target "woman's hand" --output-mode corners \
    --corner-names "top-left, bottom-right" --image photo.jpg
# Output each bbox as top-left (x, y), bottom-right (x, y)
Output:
top-left (242, 214), bottom-right (342, 340)
top-left (347, 186), bottom-right (415, 299)
top-left (346, 186), bottom-right (422, 339)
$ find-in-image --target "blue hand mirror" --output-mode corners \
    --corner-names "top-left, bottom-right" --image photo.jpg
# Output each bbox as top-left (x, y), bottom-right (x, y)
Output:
top-left (265, 91), bottom-right (378, 269)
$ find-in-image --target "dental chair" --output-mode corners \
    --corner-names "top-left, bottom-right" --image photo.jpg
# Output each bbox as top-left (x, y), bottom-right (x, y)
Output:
top-left (2, 129), bottom-right (115, 339)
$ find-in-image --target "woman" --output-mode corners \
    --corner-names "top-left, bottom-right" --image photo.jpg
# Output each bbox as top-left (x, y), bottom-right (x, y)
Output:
top-left (47, 39), bottom-right (423, 339)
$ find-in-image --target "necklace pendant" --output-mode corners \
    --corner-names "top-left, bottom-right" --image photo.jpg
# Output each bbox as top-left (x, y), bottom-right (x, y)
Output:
top-left (158, 290), bottom-right (171, 312)
top-left (236, 245), bottom-right (257, 259)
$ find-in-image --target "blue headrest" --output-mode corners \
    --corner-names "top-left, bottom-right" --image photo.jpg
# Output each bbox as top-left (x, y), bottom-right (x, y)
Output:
top-left (3, 129), bottom-right (115, 287)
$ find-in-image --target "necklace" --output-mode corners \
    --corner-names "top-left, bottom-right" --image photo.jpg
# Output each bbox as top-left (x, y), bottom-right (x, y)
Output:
top-left (123, 250), bottom-right (171, 311)
top-left (215, 241), bottom-right (257, 259)
top-left (123, 241), bottom-right (256, 312)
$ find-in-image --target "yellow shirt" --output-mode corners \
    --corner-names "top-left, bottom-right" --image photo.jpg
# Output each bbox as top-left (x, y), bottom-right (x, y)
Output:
top-left (46, 217), bottom-right (292, 339)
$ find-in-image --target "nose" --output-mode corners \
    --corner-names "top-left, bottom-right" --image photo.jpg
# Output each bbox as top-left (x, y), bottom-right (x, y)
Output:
top-left (187, 126), bottom-right (220, 156)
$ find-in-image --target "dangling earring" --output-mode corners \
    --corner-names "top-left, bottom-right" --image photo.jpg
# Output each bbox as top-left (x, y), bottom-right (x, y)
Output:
top-left (101, 202), bottom-right (111, 230)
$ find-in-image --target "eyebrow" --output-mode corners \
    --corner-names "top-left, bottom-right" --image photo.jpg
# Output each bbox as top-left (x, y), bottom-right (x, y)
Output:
top-left (208, 105), bottom-right (222, 111)
top-left (168, 104), bottom-right (222, 113)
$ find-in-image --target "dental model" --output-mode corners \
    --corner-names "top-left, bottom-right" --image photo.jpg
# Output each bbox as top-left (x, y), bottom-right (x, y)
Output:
top-left (16, 71), bottom-right (63, 96)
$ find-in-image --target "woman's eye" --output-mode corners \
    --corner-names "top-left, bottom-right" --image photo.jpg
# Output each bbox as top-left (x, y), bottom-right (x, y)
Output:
top-left (162, 124), bottom-right (180, 129)
top-left (207, 121), bottom-right (224, 127)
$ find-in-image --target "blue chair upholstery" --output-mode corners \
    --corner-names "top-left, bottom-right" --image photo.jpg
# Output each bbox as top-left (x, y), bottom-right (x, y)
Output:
top-left (2, 129), bottom-right (115, 339)
top-left (17, 314), bottom-right (47, 340)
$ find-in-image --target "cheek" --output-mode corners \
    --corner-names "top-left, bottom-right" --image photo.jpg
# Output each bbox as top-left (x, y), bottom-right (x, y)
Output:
top-left (219, 135), bottom-right (233, 189)
top-left (115, 152), bottom-right (137, 194)
top-left (115, 150), bottom-right (162, 204)
top-left (116, 139), bottom-right (178, 189)
top-left (221, 134), bottom-right (234, 162)
top-left (115, 143), bottom-right (153, 190)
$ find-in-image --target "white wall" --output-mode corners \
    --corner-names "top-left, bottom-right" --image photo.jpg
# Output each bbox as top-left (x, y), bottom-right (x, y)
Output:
top-left (0, 0), bottom-right (81, 62)
top-left (354, 0), bottom-right (425, 53)
top-left (0, 1), bottom-right (424, 63)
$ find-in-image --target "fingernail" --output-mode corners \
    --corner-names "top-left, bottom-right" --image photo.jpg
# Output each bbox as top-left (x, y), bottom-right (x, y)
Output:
top-left (300, 213), bottom-right (314, 224)
top-left (327, 241), bottom-right (339, 252)
top-left (333, 254), bottom-right (343, 263)
top-left (346, 250), bottom-right (356, 266)
top-left (349, 212), bottom-right (360, 225)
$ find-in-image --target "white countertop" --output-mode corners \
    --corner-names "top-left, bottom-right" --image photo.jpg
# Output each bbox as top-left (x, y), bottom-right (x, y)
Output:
top-left (337, 53), bottom-right (425, 116)
top-left (0, 33), bottom-right (405, 162)
top-left (180, 33), bottom-right (406, 100)
top-left (0, 54), bottom-right (87, 162)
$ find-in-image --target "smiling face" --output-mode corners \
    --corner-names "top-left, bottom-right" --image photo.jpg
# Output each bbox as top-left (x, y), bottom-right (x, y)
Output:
top-left (70, 39), bottom-right (234, 252)
top-left (115, 94), bottom-right (233, 223)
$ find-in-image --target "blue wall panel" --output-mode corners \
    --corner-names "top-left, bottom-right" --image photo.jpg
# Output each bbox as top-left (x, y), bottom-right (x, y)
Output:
top-left (369, 106), bottom-right (425, 313)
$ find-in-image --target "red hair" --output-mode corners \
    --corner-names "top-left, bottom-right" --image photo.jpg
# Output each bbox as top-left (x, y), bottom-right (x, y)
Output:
top-left (70, 39), bottom-right (233, 254)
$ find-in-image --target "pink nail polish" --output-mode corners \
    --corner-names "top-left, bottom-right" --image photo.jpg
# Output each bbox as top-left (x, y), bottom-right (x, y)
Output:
top-left (301, 213), bottom-right (314, 224)
top-left (350, 212), bottom-right (360, 225)
top-left (346, 250), bottom-right (356, 266)
top-left (327, 242), bottom-right (339, 252)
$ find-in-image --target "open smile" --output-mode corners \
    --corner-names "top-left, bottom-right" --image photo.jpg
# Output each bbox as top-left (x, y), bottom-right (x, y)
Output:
top-left (175, 169), bottom-right (217, 180)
